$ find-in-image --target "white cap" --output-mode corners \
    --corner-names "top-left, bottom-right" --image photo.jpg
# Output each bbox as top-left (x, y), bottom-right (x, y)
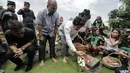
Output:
top-left (126, 29), bottom-right (130, 32)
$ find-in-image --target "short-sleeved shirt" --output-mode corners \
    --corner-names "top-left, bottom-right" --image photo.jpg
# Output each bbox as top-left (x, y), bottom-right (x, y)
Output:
top-left (5, 28), bottom-right (35, 48)
top-left (36, 8), bottom-right (60, 37)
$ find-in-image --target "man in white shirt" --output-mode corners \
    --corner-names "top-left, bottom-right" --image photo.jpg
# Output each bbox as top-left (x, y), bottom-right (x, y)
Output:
top-left (73, 10), bottom-right (92, 44)
top-left (58, 16), bottom-right (86, 63)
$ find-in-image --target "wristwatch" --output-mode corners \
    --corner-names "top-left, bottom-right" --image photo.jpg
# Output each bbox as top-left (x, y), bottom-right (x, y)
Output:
top-left (21, 47), bottom-right (25, 50)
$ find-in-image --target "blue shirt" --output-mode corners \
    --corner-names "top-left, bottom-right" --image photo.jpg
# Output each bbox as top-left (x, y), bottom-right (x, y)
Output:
top-left (36, 8), bottom-right (59, 37)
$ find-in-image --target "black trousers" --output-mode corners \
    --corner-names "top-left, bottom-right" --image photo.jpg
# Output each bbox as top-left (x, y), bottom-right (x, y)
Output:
top-left (103, 49), bottom-right (117, 57)
top-left (5, 45), bottom-right (36, 66)
top-left (24, 23), bottom-right (35, 32)
top-left (39, 34), bottom-right (56, 61)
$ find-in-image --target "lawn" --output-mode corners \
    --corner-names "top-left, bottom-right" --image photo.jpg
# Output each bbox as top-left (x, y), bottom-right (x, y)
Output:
top-left (2, 42), bottom-right (115, 73)
top-left (3, 52), bottom-right (115, 73)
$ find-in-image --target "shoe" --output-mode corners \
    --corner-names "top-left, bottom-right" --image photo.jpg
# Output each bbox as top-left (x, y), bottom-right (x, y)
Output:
top-left (25, 63), bottom-right (32, 72)
top-left (14, 60), bottom-right (23, 71)
top-left (14, 65), bottom-right (21, 71)
top-left (0, 68), bottom-right (4, 73)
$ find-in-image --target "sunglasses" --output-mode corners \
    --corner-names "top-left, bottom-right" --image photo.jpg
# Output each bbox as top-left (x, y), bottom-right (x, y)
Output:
top-left (12, 28), bottom-right (25, 36)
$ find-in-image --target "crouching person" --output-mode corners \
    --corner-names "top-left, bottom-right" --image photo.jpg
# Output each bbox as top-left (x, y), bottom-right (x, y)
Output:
top-left (5, 20), bottom-right (36, 72)
top-left (0, 26), bottom-right (8, 73)
top-left (58, 16), bottom-right (86, 63)
top-left (103, 28), bottom-right (121, 57)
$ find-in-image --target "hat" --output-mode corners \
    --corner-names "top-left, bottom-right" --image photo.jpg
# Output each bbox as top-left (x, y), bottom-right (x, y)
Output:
top-left (24, 2), bottom-right (30, 6)
top-left (7, 1), bottom-right (16, 6)
top-left (126, 29), bottom-right (130, 32)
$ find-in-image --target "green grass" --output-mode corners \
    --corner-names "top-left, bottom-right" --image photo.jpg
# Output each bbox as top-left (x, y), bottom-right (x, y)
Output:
top-left (3, 54), bottom-right (115, 73)
top-left (2, 42), bottom-right (115, 73)
top-left (3, 56), bottom-right (79, 73)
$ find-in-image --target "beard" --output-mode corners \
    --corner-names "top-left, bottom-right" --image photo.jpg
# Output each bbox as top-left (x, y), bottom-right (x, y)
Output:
top-left (48, 11), bottom-right (54, 16)
top-left (24, 8), bottom-right (30, 11)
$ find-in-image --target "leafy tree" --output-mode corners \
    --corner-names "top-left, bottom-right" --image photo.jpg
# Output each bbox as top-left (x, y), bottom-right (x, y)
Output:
top-left (108, 0), bottom-right (130, 29)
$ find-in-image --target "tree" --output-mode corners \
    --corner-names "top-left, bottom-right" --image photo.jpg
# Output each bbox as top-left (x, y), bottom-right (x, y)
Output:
top-left (108, 0), bottom-right (130, 29)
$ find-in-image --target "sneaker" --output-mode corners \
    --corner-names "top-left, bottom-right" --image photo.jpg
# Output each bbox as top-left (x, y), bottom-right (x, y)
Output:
top-left (0, 68), bottom-right (4, 73)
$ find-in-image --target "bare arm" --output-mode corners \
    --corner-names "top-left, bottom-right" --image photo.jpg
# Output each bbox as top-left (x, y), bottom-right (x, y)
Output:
top-left (21, 40), bottom-right (34, 49)
top-left (110, 37), bottom-right (120, 46)
top-left (9, 45), bottom-right (18, 53)
top-left (104, 42), bottom-right (107, 49)
top-left (38, 24), bottom-right (42, 35)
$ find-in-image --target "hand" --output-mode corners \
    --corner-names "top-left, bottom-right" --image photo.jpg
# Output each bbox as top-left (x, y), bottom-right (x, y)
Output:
top-left (16, 48), bottom-right (23, 56)
top-left (52, 33), bottom-right (56, 41)
top-left (75, 51), bottom-right (84, 56)
top-left (13, 49), bottom-right (17, 53)
top-left (39, 34), bottom-right (44, 41)
top-left (14, 49), bottom-right (23, 58)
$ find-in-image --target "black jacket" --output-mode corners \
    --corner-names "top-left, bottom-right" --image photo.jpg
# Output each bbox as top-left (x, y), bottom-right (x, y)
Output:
top-left (17, 8), bottom-right (35, 24)
top-left (0, 9), bottom-right (18, 32)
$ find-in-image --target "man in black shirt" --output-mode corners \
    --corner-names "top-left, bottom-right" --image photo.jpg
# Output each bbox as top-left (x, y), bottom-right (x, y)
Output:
top-left (0, 1), bottom-right (18, 32)
top-left (5, 20), bottom-right (36, 72)
top-left (17, 2), bottom-right (35, 31)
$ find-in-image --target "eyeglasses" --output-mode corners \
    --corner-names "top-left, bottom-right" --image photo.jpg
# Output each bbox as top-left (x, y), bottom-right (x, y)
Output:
top-left (12, 28), bottom-right (25, 36)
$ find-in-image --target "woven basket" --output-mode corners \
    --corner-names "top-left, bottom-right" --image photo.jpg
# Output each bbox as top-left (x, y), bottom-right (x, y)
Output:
top-left (102, 53), bottom-right (122, 69)
top-left (74, 43), bottom-right (86, 51)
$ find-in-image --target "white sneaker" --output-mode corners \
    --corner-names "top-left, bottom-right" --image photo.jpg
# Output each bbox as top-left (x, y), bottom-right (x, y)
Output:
top-left (0, 68), bottom-right (4, 73)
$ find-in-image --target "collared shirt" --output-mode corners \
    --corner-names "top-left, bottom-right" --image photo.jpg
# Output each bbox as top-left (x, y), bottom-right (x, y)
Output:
top-left (36, 8), bottom-right (59, 37)
top-left (58, 20), bottom-right (79, 52)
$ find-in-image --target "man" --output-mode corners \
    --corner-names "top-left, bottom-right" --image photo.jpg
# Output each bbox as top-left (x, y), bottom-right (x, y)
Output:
top-left (73, 9), bottom-right (91, 44)
top-left (58, 16), bottom-right (86, 63)
top-left (0, 26), bottom-right (8, 73)
top-left (0, 1), bottom-right (18, 32)
top-left (60, 16), bottom-right (63, 25)
top-left (5, 20), bottom-right (36, 72)
top-left (92, 16), bottom-right (107, 37)
top-left (119, 29), bottom-right (130, 52)
top-left (17, 2), bottom-right (35, 31)
top-left (0, 6), bottom-right (5, 26)
top-left (36, 0), bottom-right (59, 66)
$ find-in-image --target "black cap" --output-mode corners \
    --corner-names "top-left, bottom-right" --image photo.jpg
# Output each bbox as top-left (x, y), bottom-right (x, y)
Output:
top-left (24, 2), bottom-right (30, 6)
top-left (7, 1), bottom-right (16, 6)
